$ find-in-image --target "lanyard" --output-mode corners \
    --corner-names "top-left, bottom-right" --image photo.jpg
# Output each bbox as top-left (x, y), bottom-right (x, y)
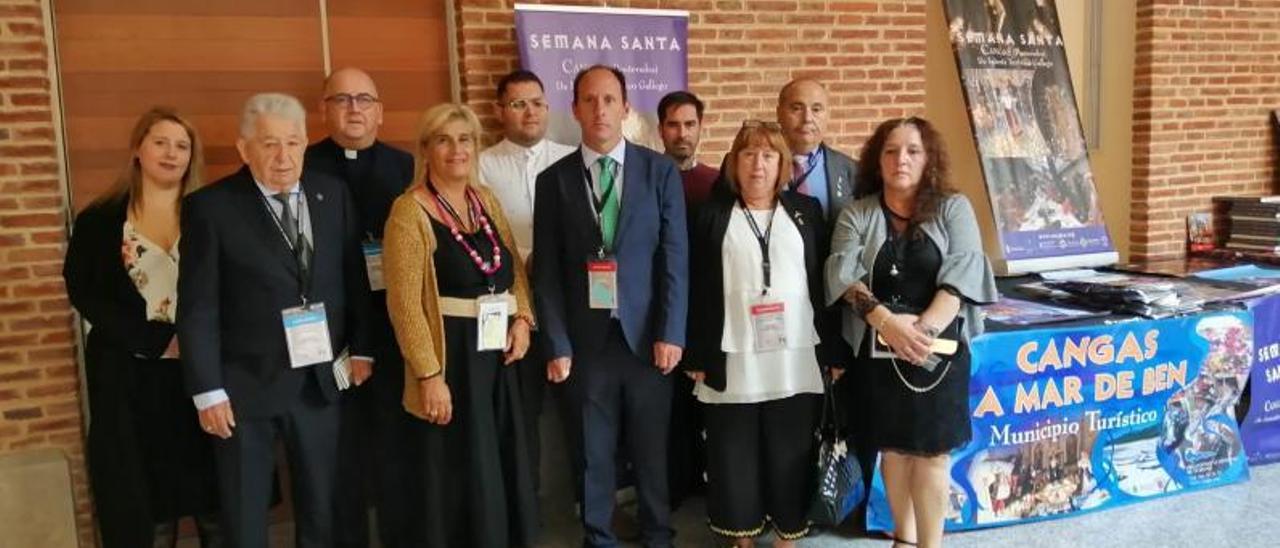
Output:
top-left (739, 199), bottom-right (777, 294)
top-left (582, 161), bottom-right (619, 256)
top-left (426, 181), bottom-right (498, 288)
top-left (259, 190), bottom-right (311, 304)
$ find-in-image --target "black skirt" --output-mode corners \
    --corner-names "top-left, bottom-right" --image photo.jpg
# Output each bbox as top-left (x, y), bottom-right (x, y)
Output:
top-left (865, 324), bottom-right (973, 454)
top-left (85, 340), bottom-right (219, 547)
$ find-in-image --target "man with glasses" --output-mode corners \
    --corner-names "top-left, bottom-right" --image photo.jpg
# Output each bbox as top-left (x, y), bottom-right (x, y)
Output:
top-left (775, 78), bottom-right (858, 223)
top-left (478, 69), bottom-right (575, 496)
top-left (305, 67), bottom-right (415, 548)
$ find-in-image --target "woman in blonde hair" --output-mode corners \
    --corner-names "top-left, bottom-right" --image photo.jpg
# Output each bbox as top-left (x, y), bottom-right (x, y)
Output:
top-left (63, 107), bottom-right (221, 547)
top-left (384, 103), bottom-right (538, 547)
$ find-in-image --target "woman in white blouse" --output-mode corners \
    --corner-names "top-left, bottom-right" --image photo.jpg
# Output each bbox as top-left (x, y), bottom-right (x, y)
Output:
top-left (63, 107), bottom-right (221, 547)
top-left (685, 122), bottom-right (843, 546)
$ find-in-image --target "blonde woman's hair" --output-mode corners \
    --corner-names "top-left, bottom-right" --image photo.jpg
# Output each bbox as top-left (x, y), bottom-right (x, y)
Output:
top-left (412, 102), bottom-right (483, 188)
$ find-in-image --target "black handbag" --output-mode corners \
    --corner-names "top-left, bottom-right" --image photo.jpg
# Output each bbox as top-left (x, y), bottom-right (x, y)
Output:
top-left (808, 374), bottom-right (866, 527)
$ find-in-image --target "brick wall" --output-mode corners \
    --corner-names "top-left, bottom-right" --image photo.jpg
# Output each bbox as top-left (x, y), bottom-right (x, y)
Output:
top-left (1131, 0), bottom-right (1280, 261)
top-left (0, 0), bottom-right (93, 546)
top-left (455, 0), bottom-right (928, 163)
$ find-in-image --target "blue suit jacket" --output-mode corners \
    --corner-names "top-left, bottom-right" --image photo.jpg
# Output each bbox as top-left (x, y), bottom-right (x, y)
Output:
top-left (532, 141), bottom-right (689, 362)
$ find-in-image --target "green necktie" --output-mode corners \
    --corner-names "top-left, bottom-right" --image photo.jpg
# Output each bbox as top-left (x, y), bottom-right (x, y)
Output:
top-left (597, 156), bottom-right (619, 252)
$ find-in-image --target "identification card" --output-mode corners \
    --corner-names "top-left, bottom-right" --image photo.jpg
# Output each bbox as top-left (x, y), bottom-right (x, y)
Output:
top-left (750, 298), bottom-right (787, 352)
top-left (282, 303), bottom-right (334, 369)
top-left (362, 241), bottom-right (385, 291)
top-left (587, 258), bottom-right (618, 310)
top-left (476, 293), bottom-right (509, 352)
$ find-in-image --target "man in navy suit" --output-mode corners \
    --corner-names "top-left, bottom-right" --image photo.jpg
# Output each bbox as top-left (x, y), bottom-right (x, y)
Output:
top-left (533, 65), bottom-right (688, 548)
top-left (179, 93), bottom-right (373, 548)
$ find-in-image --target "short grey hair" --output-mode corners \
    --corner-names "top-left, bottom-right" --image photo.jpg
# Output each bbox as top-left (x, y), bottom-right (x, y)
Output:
top-left (239, 93), bottom-right (307, 139)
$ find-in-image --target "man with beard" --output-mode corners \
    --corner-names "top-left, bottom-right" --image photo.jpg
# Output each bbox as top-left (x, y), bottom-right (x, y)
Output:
top-left (479, 69), bottom-right (575, 493)
top-left (657, 91), bottom-right (718, 214)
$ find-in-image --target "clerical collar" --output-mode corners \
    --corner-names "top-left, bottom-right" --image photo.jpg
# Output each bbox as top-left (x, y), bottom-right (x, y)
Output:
top-left (344, 148), bottom-right (358, 160)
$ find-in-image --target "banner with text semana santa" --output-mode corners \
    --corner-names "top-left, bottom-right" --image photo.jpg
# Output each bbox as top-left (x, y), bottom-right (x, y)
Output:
top-left (943, 0), bottom-right (1117, 274)
top-left (514, 4), bottom-right (688, 150)
top-left (1240, 294), bottom-right (1280, 464)
top-left (867, 312), bottom-right (1253, 531)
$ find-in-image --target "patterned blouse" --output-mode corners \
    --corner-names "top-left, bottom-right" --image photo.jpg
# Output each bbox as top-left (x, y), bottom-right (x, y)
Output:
top-left (121, 220), bottom-right (179, 323)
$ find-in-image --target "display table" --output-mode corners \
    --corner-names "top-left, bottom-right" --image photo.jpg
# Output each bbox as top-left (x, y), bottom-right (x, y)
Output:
top-left (866, 281), bottom-right (1271, 532)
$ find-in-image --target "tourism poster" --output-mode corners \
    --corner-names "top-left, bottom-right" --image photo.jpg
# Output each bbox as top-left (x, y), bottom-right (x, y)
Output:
top-left (944, 0), bottom-right (1117, 274)
top-left (514, 4), bottom-right (689, 150)
top-left (867, 312), bottom-right (1253, 531)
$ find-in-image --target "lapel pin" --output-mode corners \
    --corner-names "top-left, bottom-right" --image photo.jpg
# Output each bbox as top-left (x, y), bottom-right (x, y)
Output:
top-left (317, 193), bottom-right (325, 202)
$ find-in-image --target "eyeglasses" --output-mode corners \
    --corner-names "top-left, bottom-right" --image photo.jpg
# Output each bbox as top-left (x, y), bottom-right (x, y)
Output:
top-left (741, 120), bottom-right (782, 130)
top-left (324, 93), bottom-right (381, 110)
top-left (503, 98), bottom-right (548, 112)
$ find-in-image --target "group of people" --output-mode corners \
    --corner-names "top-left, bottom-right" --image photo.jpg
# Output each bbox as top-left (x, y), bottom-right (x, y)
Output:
top-left (64, 64), bottom-right (996, 548)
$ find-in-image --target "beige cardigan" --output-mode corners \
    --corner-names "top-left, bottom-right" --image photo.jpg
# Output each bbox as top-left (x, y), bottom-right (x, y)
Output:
top-left (383, 183), bottom-right (534, 421)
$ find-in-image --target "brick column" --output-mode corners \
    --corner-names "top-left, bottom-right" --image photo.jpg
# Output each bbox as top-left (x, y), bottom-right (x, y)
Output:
top-left (0, 1), bottom-right (93, 546)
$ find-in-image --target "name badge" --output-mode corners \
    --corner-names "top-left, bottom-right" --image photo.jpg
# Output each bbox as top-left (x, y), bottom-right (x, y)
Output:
top-left (476, 293), bottom-right (509, 352)
top-left (587, 257), bottom-right (618, 310)
top-left (282, 303), bottom-right (334, 369)
top-left (362, 241), bottom-right (385, 291)
top-left (750, 298), bottom-right (787, 353)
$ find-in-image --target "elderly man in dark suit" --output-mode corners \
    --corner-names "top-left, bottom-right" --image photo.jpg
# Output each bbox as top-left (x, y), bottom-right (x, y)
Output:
top-left (179, 92), bottom-right (374, 548)
top-left (775, 78), bottom-right (859, 223)
top-left (533, 65), bottom-right (689, 548)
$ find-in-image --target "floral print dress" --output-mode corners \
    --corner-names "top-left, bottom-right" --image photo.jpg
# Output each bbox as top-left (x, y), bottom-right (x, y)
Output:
top-left (122, 220), bottom-right (178, 323)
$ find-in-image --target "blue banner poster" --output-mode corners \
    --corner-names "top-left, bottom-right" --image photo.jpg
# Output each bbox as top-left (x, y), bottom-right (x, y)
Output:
top-left (868, 312), bottom-right (1253, 531)
top-left (1241, 295), bottom-right (1280, 464)
top-left (514, 4), bottom-right (689, 150)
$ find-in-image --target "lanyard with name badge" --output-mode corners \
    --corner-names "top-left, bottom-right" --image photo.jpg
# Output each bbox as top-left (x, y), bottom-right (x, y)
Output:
top-left (428, 182), bottom-right (510, 351)
top-left (261, 189), bottom-right (335, 369)
top-left (741, 199), bottom-right (788, 353)
top-left (584, 161), bottom-right (620, 310)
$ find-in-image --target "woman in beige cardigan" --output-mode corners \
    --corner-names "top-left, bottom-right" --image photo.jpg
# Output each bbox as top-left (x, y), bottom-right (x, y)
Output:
top-left (383, 103), bottom-right (538, 547)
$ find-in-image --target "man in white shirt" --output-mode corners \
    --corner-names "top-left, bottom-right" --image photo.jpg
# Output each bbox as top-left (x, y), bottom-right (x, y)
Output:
top-left (478, 69), bottom-right (574, 495)
top-left (480, 69), bottom-right (576, 261)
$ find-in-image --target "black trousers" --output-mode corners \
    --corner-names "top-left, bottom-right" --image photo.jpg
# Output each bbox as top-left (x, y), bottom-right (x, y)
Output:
top-left (212, 381), bottom-right (339, 548)
top-left (570, 322), bottom-right (674, 548)
top-left (703, 393), bottom-right (820, 540)
top-left (333, 351), bottom-right (417, 548)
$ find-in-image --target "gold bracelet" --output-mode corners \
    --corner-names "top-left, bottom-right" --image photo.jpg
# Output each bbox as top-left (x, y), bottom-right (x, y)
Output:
top-left (877, 312), bottom-right (891, 332)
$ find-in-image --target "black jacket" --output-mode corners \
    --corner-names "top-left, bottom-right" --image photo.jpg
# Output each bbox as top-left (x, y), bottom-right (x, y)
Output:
top-left (64, 195), bottom-right (174, 358)
top-left (685, 185), bottom-right (848, 391)
top-left (177, 167), bottom-right (374, 418)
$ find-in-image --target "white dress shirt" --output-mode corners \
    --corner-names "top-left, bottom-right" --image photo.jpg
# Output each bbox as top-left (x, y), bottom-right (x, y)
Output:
top-left (694, 204), bottom-right (824, 404)
top-left (479, 137), bottom-right (575, 259)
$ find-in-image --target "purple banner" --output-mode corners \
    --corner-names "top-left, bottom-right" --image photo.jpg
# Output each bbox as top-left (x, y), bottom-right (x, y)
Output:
top-left (515, 5), bottom-right (688, 149)
top-left (1241, 294), bottom-right (1280, 463)
top-left (944, 0), bottom-right (1114, 263)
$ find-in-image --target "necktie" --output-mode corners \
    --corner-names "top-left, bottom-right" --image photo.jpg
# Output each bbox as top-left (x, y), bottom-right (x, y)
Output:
top-left (272, 192), bottom-right (312, 278)
top-left (792, 155), bottom-right (810, 195)
top-left (597, 156), bottom-right (619, 252)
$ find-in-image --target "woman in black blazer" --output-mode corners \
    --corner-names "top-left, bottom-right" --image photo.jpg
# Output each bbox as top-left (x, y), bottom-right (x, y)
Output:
top-left (684, 122), bottom-right (845, 547)
top-left (63, 107), bottom-right (221, 547)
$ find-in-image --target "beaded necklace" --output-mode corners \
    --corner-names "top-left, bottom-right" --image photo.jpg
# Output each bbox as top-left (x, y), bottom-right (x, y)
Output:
top-left (428, 181), bottom-right (503, 276)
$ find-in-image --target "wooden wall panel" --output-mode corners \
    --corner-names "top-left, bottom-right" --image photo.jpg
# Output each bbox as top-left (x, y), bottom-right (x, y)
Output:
top-left (326, 0), bottom-right (452, 153)
top-left (55, 1), bottom-right (325, 212)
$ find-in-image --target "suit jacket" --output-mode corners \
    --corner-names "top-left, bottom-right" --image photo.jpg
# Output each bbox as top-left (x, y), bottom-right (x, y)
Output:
top-left (178, 166), bottom-right (374, 418)
top-left (532, 141), bottom-right (689, 362)
top-left (820, 142), bottom-right (858, 220)
top-left (64, 195), bottom-right (175, 360)
top-left (304, 138), bottom-right (413, 357)
top-left (684, 186), bottom-right (847, 391)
